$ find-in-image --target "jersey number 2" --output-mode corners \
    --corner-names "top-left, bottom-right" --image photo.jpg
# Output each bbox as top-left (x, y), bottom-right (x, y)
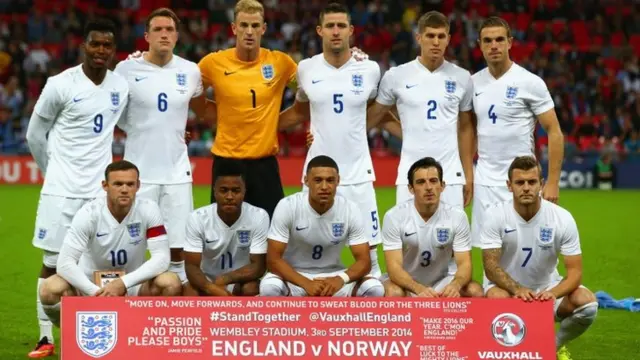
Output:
top-left (427, 100), bottom-right (437, 120)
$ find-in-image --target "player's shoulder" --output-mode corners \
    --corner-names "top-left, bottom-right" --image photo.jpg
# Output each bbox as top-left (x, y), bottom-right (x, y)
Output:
top-left (172, 54), bottom-right (201, 72)
top-left (106, 69), bottom-right (129, 88)
top-left (510, 63), bottom-right (545, 86)
top-left (278, 191), bottom-right (305, 210)
top-left (443, 60), bottom-right (472, 80)
top-left (241, 202), bottom-right (269, 222)
top-left (192, 203), bottom-right (215, 217)
top-left (439, 202), bottom-right (469, 221)
top-left (77, 197), bottom-right (107, 220)
top-left (385, 199), bottom-right (413, 219)
top-left (542, 199), bottom-right (575, 222)
top-left (297, 54), bottom-right (322, 72)
top-left (264, 48), bottom-right (294, 62)
top-left (133, 197), bottom-right (161, 213)
top-left (45, 64), bottom-right (82, 87)
top-left (199, 48), bottom-right (234, 65)
top-left (471, 66), bottom-right (490, 81)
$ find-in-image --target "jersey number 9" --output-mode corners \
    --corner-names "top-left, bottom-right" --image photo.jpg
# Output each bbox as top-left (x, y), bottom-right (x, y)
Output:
top-left (93, 114), bottom-right (103, 133)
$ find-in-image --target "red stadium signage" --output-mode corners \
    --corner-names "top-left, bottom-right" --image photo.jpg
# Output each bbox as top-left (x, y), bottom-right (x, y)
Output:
top-left (0, 155), bottom-right (401, 187)
top-left (61, 297), bottom-right (555, 359)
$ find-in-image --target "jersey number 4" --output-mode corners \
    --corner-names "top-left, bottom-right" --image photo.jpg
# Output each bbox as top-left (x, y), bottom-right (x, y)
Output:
top-left (488, 104), bottom-right (498, 124)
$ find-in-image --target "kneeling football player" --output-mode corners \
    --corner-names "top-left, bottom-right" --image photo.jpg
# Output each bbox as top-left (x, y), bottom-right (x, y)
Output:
top-left (382, 157), bottom-right (483, 298)
top-left (39, 160), bottom-right (182, 326)
top-left (260, 156), bottom-right (384, 297)
top-left (183, 159), bottom-right (268, 296)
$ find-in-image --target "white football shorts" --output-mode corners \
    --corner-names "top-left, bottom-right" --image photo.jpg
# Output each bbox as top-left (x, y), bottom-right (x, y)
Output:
top-left (32, 194), bottom-right (92, 254)
top-left (137, 182), bottom-right (194, 249)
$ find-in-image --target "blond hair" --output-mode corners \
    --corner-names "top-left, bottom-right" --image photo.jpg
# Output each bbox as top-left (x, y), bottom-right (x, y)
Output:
top-left (234, 0), bottom-right (264, 20)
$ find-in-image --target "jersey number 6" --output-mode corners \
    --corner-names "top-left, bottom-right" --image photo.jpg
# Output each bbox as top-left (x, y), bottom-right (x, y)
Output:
top-left (158, 93), bottom-right (168, 112)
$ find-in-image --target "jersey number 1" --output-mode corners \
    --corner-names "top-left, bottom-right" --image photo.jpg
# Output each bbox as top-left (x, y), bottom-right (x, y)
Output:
top-left (250, 89), bottom-right (256, 108)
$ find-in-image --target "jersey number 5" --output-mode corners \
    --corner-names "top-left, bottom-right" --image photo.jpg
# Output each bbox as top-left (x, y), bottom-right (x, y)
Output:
top-left (333, 94), bottom-right (344, 114)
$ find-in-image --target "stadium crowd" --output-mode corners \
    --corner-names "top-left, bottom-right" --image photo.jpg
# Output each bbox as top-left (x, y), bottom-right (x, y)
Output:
top-left (1, 0), bottom-right (640, 159)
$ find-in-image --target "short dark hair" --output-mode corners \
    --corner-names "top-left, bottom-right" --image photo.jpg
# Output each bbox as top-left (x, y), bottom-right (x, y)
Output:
top-left (105, 160), bottom-right (139, 181)
top-left (319, 2), bottom-right (351, 25)
top-left (508, 156), bottom-right (542, 180)
top-left (407, 157), bottom-right (443, 184)
top-left (417, 11), bottom-right (449, 34)
top-left (146, 7), bottom-right (181, 32)
top-left (306, 155), bottom-right (339, 174)
top-left (214, 159), bottom-right (247, 184)
top-left (478, 16), bottom-right (512, 38)
top-left (84, 18), bottom-right (117, 40)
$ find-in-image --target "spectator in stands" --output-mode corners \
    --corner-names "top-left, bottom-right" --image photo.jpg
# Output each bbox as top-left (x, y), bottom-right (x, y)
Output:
top-left (593, 152), bottom-right (616, 190)
top-left (625, 131), bottom-right (640, 155)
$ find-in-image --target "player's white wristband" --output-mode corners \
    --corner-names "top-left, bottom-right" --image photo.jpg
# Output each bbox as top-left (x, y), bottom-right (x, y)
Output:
top-left (338, 272), bottom-right (351, 284)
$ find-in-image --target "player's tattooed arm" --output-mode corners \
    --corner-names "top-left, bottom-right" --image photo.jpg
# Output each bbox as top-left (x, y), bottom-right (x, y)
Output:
top-left (482, 248), bottom-right (522, 295)
top-left (217, 254), bottom-right (266, 285)
top-left (184, 252), bottom-right (230, 296)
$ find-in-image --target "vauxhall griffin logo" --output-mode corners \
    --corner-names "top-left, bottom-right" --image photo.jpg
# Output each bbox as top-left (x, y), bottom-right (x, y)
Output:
top-left (491, 313), bottom-right (526, 347)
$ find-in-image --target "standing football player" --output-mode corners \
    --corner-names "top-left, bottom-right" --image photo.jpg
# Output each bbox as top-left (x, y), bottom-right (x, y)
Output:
top-left (471, 17), bottom-right (564, 247)
top-left (277, 3), bottom-right (383, 277)
top-left (382, 157), bottom-right (483, 298)
top-left (366, 11), bottom-right (475, 208)
top-left (114, 8), bottom-right (204, 286)
top-left (480, 156), bottom-right (597, 360)
top-left (39, 160), bottom-right (182, 327)
top-left (25, 19), bottom-right (129, 358)
top-left (183, 159), bottom-right (269, 296)
top-left (259, 156), bottom-right (384, 297)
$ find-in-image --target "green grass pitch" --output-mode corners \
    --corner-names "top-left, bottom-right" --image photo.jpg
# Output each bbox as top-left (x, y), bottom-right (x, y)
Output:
top-left (0, 185), bottom-right (638, 359)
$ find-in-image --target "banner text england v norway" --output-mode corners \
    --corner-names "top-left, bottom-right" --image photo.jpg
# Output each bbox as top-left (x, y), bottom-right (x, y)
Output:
top-left (62, 297), bottom-right (555, 360)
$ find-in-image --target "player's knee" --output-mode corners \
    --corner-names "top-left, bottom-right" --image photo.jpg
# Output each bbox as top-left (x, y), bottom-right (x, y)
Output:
top-left (259, 277), bottom-right (287, 297)
top-left (485, 286), bottom-right (511, 299)
top-left (39, 275), bottom-right (71, 305)
top-left (569, 287), bottom-right (597, 308)
top-left (462, 281), bottom-right (484, 298)
top-left (571, 302), bottom-right (598, 325)
top-left (356, 277), bottom-right (385, 297)
top-left (240, 281), bottom-right (260, 297)
top-left (383, 280), bottom-right (406, 297)
top-left (153, 272), bottom-right (182, 296)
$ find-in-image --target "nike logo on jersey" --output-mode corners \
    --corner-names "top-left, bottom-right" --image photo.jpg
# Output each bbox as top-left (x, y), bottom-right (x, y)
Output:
top-left (224, 71), bottom-right (236, 76)
top-left (404, 232), bottom-right (416, 237)
top-left (96, 232), bottom-right (108, 237)
top-left (135, 76), bottom-right (147, 82)
top-left (475, 92), bottom-right (483, 96)
top-left (73, 97), bottom-right (85, 102)
top-left (505, 229), bottom-right (516, 234)
top-left (405, 84), bottom-right (418, 89)
top-left (311, 80), bottom-right (323, 84)
top-left (295, 226), bottom-right (308, 231)
top-left (205, 238), bottom-right (219, 244)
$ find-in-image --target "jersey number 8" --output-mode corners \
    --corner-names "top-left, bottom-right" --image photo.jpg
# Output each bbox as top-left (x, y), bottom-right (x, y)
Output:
top-left (312, 245), bottom-right (323, 260)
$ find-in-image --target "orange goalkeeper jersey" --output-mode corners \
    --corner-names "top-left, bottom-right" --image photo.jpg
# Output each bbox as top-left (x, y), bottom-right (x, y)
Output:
top-left (198, 48), bottom-right (297, 159)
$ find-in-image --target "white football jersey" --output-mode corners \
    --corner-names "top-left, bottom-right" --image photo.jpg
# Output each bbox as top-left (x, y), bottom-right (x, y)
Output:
top-left (382, 201), bottom-right (471, 287)
top-left (296, 55), bottom-right (380, 184)
top-left (114, 55), bottom-right (203, 184)
top-left (63, 197), bottom-right (168, 276)
top-left (472, 63), bottom-right (554, 186)
top-left (268, 192), bottom-right (368, 274)
top-left (479, 199), bottom-right (581, 289)
top-left (183, 202), bottom-right (269, 279)
top-left (376, 59), bottom-right (473, 186)
top-left (33, 64), bottom-right (129, 198)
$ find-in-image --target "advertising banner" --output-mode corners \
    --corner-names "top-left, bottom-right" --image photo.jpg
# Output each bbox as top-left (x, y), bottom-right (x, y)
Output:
top-left (61, 297), bottom-right (555, 360)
